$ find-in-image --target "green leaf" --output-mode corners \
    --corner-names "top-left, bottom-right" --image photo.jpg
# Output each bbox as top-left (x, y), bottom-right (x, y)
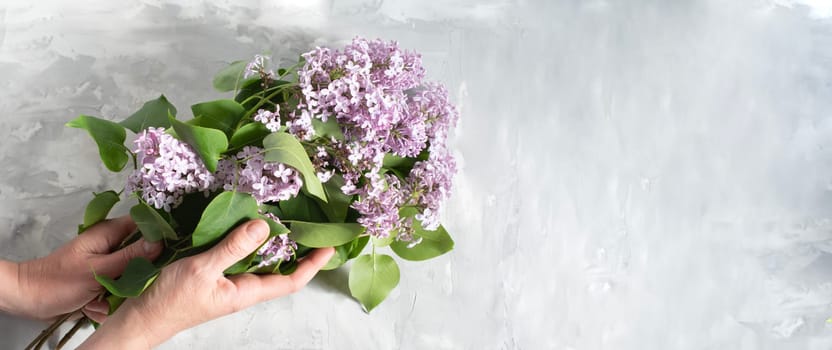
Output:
top-left (390, 208), bottom-right (454, 261)
top-left (279, 193), bottom-right (328, 222)
top-left (347, 236), bottom-right (370, 259)
top-left (106, 294), bottom-right (125, 314)
top-left (191, 191), bottom-right (259, 247)
top-left (317, 174), bottom-right (352, 223)
top-left (229, 122), bottom-right (271, 150)
top-left (321, 244), bottom-right (350, 270)
top-left (130, 202), bottom-right (177, 242)
top-left (372, 235), bottom-right (394, 247)
top-left (169, 115), bottom-right (228, 172)
top-left (311, 117), bottom-right (344, 141)
top-left (263, 132), bottom-right (326, 202)
top-left (259, 203), bottom-right (283, 218)
top-left (94, 257), bottom-right (160, 298)
top-left (390, 224), bottom-right (454, 261)
top-left (234, 79), bottom-right (290, 110)
top-left (224, 253), bottom-right (256, 275)
top-left (259, 213), bottom-right (290, 236)
top-left (212, 60), bottom-right (252, 92)
top-left (67, 115), bottom-right (128, 172)
top-left (189, 99), bottom-right (246, 137)
top-left (78, 191), bottom-right (120, 233)
top-left (286, 221), bottom-right (364, 248)
top-left (349, 253), bottom-right (400, 312)
top-left (382, 150), bottom-right (429, 178)
top-left (119, 95), bottom-right (177, 133)
top-left (170, 192), bottom-right (216, 236)
top-left (276, 260), bottom-right (298, 275)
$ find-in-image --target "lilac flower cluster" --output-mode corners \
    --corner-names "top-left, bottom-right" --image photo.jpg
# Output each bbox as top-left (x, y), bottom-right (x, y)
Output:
top-left (405, 151), bottom-right (457, 231)
top-left (125, 127), bottom-right (216, 211)
top-left (257, 233), bottom-right (297, 267)
top-left (256, 213), bottom-right (298, 267)
top-left (215, 146), bottom-right (303, 204)
top-left (253, 108), bottom-right (281, 132)
top-left (352, 174), bottom-right (405, 238)
top-left (292, 37), bottom-right (458, 239)
top-left (244, 54), bottom-right (275, 80)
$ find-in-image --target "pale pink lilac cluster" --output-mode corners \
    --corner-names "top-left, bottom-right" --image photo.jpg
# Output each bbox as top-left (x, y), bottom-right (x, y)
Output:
top-left (257, 234), bottom-right (297, 267)
top-left (253, 108), bottom-right (281, 132)
top-left (215, 146), bottom-right (303, 204)
top-left (292, 37), bottom-right (458, 239)
top-left (405, 151), bottom-right (457, 231)
top-left (244, 54), bottom-right (275, 80)
top-left (256, 213), bottom-right (297, 267)
top-left (125, 127), bottom-right (216, 211)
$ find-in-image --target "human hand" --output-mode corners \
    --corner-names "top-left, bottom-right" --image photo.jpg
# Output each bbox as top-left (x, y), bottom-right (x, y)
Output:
top-left (13, 216), bottom-right (163, 322)
top-left (79, 219), bottom-right (334, 350)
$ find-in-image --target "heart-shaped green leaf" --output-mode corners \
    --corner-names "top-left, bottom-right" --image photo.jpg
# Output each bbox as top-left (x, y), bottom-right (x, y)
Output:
top-left (279, 193), bottom-right (328, 222)
top-left (130, 202), bottom-right (177, 242)
top-left (119, 95), bottom-right (177, 133)
top-left (263, 132), bottom-right (326, 202)
top-left (317, 174), bottom-right (352, 223)
top-left (67, 115), bottom-right (128, 172)
top-left (349, 253), bottom-right (400, 312)
top-left (190, 99), bottom-right (246, 137)
top-left (286, 221), bottom-right (364, 248)
top-left (311, 117), bottom-right (344, 141)
top-left (259, 213), bottom-right (290, 237)
top-left (348, 236), bottom-right (370, 259)
top-left (390, 207), bottom-right (454, 261)
top-left (94, 257), bottom-right (160, 298)
top-left (77, 190), bottom-right (120, 233)
top-left (390, 224), bottom-right (454, 261)
top-left (213, 60), bottom-right (253, 92)
top-left (169, 116), bottom-right (228, 172)
top-left (191, 191), bottom-right (259, 247)
top-left (229, 122), bottom-right (271, 150)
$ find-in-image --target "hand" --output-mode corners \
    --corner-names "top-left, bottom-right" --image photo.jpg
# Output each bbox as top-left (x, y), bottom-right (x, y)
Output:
top-left (80, 219), bottom-right (334, 350)
top-left (12, 216), bottom-right (163, 322)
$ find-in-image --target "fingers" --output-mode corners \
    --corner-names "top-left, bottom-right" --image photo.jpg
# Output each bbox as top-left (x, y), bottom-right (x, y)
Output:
top-left (92, 238), bottom-right (163, 278)
top-left (82, 300), bottom-right (109, 324)
top-left (230, 247), bottom-right (335, 304)
top-left (77, 216), bottom-right (139, 253)
top-left (197, 220), bottom-right (269, 272)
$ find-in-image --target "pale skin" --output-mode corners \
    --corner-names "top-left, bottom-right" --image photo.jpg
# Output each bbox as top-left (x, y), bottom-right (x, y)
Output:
top-left (0, 217), bottom-right (334, 349)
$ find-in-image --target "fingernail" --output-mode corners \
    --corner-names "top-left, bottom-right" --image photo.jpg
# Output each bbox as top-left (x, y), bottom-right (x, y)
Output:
top-left (143, 240), bottom-right (160, 254)
top-left (247, 220), bottom-right (268, 241)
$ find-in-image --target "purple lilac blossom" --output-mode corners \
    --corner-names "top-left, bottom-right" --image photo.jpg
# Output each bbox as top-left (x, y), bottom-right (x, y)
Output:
top-left (257, 223), bottom-right (298, 268)
top-left (244, 54), bottom-right (274, 80)
top-left (405, 149), bottom-right (457, 231)
top-left (294, 37), bottom-right (457, 238)
top-left (215, 146), bottom-right (303, 204)
top-left (126, 127), bottom-right (216, 211)
top-left (352, 174), bottom-right (404, 238)
top-left (253, 107), bottom-right (281, 132)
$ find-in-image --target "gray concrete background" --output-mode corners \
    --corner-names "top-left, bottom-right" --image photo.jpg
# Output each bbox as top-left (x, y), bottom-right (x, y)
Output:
top-left (2, 0), bottom-right (832, 349)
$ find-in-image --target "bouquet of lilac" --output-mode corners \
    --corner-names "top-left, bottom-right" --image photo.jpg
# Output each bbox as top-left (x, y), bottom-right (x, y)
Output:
top-left (30, 37), bottom-right (457, 348)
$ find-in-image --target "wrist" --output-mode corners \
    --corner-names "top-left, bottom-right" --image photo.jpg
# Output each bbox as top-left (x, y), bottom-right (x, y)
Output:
top-left (80, 300), bottom-right (171, 349)
top-left (0, 259), bottom-right (24, 316)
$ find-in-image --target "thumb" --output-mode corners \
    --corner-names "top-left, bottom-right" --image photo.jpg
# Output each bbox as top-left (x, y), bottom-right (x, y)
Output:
top-left (93, 238), bottom-right (163, 278)
top-left (198, 220), bottom-right (269, 272)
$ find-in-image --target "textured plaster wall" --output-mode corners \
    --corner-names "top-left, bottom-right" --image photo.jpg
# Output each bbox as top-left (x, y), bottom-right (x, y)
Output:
top-left (2, 0), bottom-right (832, 349)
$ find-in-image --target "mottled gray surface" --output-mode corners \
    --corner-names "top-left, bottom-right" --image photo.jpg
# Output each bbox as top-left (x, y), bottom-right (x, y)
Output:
top-left (2, 0), bottom-right (832, 349)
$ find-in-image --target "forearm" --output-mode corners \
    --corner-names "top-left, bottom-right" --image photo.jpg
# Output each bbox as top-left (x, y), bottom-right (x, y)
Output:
top-left (0, 259), bottom-right (22, 315)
